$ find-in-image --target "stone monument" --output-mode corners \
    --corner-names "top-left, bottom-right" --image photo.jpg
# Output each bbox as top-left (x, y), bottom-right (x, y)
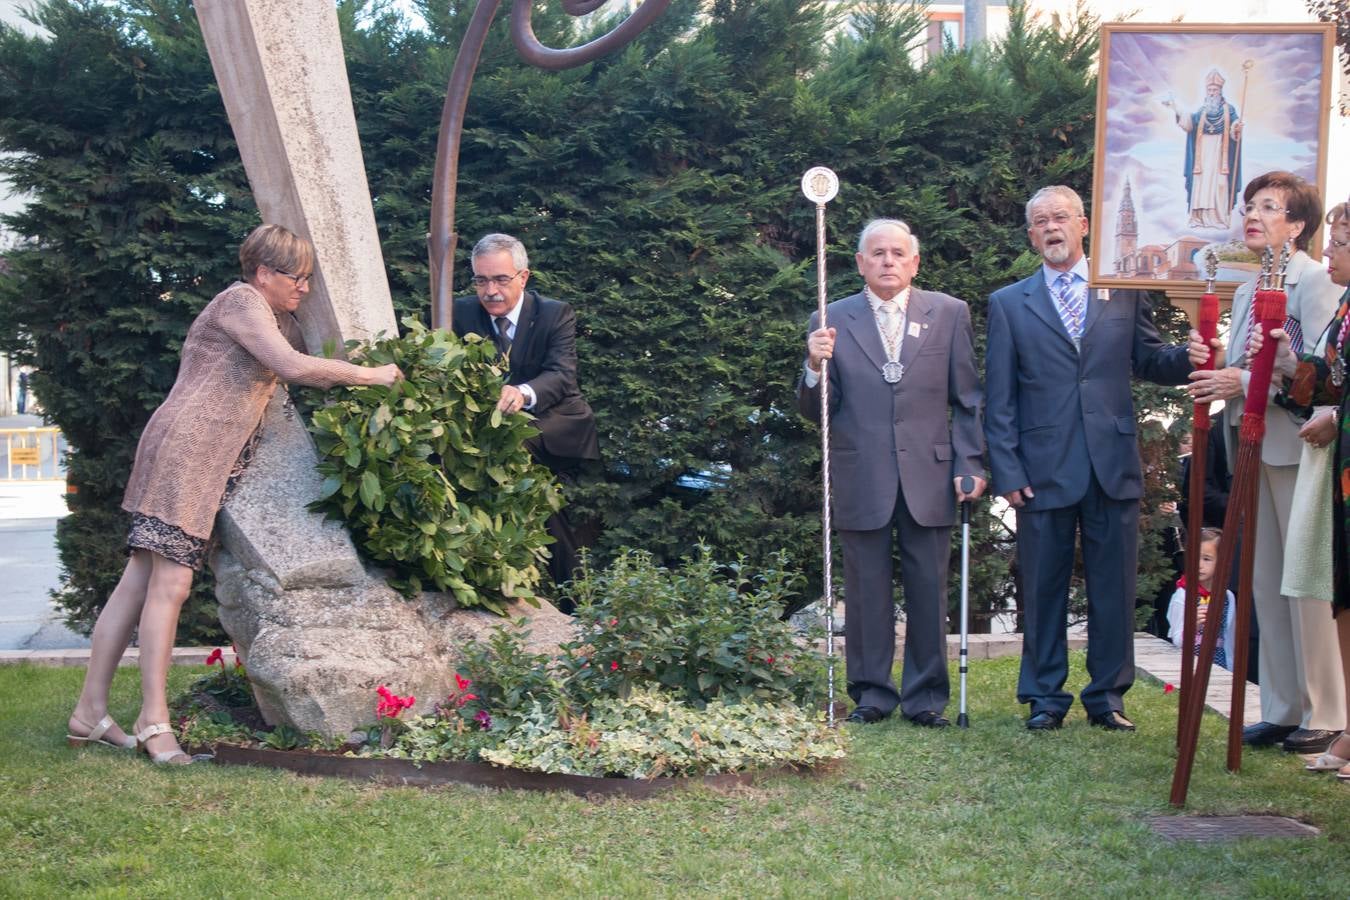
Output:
top-left (194, 0), bottom-right (573, 736)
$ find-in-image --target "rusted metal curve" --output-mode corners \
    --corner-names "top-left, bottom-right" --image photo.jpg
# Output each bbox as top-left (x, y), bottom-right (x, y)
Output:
top-left (429, 0), bottom-right (674, 329)
top-left (511, 0), bottom-right (674, 71)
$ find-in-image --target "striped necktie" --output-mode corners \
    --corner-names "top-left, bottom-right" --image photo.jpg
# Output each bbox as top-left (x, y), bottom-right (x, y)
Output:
top-left (1051, 272), bottom-right (1085, 343)
top-left (494, 316), bottom-right (513, 355)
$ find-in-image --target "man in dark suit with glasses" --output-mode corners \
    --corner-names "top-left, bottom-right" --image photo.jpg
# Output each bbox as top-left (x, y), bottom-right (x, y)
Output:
top-left (453, 233), bottom-right (600, 598)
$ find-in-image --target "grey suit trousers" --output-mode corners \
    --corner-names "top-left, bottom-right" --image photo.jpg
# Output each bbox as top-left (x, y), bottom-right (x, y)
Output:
top-left (840, 483), bottom-right (951, 717)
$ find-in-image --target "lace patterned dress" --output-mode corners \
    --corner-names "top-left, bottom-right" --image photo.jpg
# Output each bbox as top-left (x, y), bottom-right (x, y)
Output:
top-left (122, 282), bottom-right (370, 569)
top-left (1276, 288), bottom-right (1350, 614)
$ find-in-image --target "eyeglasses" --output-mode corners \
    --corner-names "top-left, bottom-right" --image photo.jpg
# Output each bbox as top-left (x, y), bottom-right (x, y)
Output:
top-left (1241, 201), bottom-right (1288, 217)
top-left (470, 270), bottom-right (524, 289)
top-left (1030, 212), bottom-right (1076, 229)
top-left (272, 268), bottom-right (312, 288)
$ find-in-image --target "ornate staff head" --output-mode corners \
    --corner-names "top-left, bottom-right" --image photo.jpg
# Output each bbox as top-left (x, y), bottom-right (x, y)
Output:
top-left (801, 166), bottom-right (840, 207)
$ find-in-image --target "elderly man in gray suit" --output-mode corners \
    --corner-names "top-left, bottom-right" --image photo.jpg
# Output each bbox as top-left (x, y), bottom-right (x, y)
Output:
top-left (985, 185), bottom-right (1197, 733)
top-left (1189, 171), bottom-right (1343, 754)
top-left (798, 218), bottom-right (985, 727)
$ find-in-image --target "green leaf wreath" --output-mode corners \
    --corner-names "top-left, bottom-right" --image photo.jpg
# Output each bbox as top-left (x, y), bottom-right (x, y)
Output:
top-left (303, 318), bottom-right (562, 612)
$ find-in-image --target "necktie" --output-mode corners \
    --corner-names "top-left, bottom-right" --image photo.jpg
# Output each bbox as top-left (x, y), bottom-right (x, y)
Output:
top-left (878, 300), bottom-right (902, 358)
top-left (494, 316), bottom-right (512, 354)
top-left (1051, 272), bottom-right (1084, 343)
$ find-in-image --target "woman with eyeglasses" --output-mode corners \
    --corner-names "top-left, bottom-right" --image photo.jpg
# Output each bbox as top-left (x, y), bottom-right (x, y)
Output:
top-left (1188, 171), bottom-right (1343, 755)
top-left (1258, 197), bottom-right (1350, 775)
top-left (66, 224), bottom-right (401, 764)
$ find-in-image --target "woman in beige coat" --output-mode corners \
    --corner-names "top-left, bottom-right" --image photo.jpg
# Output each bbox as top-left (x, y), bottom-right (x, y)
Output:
top-left (65, 224), bottom-right (400, 764)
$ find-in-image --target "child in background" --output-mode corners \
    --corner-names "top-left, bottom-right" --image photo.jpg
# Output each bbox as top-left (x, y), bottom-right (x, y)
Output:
top-left (1168, 528), bottom-right (1236, 672)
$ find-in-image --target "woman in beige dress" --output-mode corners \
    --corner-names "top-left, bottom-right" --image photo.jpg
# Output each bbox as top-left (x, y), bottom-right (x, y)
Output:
top-left (65, 224), bottom-right (400, 764)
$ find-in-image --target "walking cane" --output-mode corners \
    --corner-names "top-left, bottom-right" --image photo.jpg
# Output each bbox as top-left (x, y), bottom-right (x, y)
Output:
top-left (802, 166), bottom-right (841, 727)
top-left (958, 475), bottom-right (975, 728)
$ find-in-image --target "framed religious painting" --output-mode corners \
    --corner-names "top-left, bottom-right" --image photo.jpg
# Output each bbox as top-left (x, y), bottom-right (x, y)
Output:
top-left (1089, 23), bottom-right (1336, 292)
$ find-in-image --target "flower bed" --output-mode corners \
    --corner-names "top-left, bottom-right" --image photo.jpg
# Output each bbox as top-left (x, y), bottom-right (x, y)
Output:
top-left (174, 549), bottom-right (846, 787)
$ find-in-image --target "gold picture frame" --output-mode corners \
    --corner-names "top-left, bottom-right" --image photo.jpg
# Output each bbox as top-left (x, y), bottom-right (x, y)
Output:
top-left (1089, 22), bottom-right (1336, 292)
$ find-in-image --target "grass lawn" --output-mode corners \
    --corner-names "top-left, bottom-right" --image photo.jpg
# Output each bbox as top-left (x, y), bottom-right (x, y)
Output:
top-left (2, 655), bottom-right (1348, 897)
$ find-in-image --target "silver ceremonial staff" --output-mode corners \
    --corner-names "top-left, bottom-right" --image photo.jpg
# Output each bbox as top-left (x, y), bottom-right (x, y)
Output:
top-left (801, 166), bottom-right (840, 727)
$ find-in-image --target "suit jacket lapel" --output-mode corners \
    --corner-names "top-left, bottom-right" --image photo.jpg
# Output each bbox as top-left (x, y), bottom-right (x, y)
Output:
top-left (898, 289), bottom-right (936, 371)
top-left (839, 293), bottom-right (888, 373)
top-left (507, 291), bottom-right (537, 372)
top-left (1025, 275), bottom-right (1076, 349)
top-left (1081, 285), bottom-right (1107, 336)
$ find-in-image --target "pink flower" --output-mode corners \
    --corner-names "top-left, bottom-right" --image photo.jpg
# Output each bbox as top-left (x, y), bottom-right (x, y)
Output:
top-left (454, 673), bottom-right (472, 692)
top-left (1164, 683), bottom-right (1176, 694)
top-left (610, 661), bottom-right (620, 671)
top-left (205, 648), bottom-right (224, 671)
top-left (475, 709), bottom-right (493, 730)
top-left (609, 618), bottom-right (618, 627)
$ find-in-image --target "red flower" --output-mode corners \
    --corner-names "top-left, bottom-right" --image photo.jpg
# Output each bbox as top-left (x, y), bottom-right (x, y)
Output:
top-left (766, 656), bottom-right (775, 664)
top-left (609, 618), bottom-right (618, 627)
top-left (610, 660), bottom-right (620, 671)
top-left (1164, 683), bottom-right (1176, 694)
top-left (204, 648), bottom-right (224, 670)
top-left (376, 684), bottom-right (415, 719)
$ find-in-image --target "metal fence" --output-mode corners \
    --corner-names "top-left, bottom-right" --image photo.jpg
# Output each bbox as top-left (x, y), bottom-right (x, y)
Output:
top-left (1, 427), bottom-right (66, 481)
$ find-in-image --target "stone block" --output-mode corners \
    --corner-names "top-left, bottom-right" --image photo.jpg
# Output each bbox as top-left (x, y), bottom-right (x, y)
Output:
top-left (214, 549), bottom-right (574, 736)
top-left (216, 391), bottom-right (364, 591)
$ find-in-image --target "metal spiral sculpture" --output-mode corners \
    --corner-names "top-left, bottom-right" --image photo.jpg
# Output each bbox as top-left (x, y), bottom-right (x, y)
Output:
top-left (428, 0), bottom-right (674, 329)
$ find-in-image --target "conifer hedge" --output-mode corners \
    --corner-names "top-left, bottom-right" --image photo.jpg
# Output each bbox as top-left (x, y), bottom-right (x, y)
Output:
top-left (0, 0), bottom-right (1185, 639)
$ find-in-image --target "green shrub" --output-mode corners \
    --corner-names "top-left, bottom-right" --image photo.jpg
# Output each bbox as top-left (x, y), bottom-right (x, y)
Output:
top-left (302, 319), bottom-right (561, 612)
top-left (477, 686), bottom-right (845, 778)
top-left (453, 622), bottom-right (561, 726)
top-left (558, 547), bottom-right (823, 708)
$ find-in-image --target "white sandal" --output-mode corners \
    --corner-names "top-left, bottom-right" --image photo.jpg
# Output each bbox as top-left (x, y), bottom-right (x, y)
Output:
top-left (1304, 750), bottom-right (1350, 771)
top-left (66, 714), bottom-right (136, 750)
top-left (135, 723), bottom-right (195, 765)
top-left (1306, 733), bottom-right (1350, 772)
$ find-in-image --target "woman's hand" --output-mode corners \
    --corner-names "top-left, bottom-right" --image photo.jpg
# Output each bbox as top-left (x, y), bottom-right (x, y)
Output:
top-left (1298, 410), bottom-right (1337, 449)
top-left (366, 364), bottom-right (403, 387)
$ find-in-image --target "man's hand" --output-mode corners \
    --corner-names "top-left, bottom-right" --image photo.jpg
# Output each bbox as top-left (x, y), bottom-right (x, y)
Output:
top-left (1187, 330), bottom-right (1221, 368)
top-left (1187, 366), bottom-right (1244, 404)
top-left (1002, 486), bottom-right (1034, 508)
top-left (807, 326), bottom-right (837, 373)
top-left (497, 384), bottom-right (527, 414)
top-left (954, 476), bottom-right (987, 503)
top-left (1299, 411), bottom-right (1337, 449)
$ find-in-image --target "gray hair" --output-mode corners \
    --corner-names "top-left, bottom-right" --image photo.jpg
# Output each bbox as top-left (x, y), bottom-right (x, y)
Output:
top-left (857, 218), bottom-right (920, 255)
top-left (1025, 186), bottom-right (1085, 226)
top-left (472, 233), bottom-right (529, 270)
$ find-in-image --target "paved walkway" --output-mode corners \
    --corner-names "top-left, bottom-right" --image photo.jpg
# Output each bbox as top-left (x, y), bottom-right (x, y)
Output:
top-left (0, 477), bottom-right (89, 652)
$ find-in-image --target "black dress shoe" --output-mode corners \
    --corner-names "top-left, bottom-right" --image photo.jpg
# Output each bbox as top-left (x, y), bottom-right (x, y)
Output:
top-left (1281, 728), bottom-right (1340, 754)
top-left (909, 710), bottom-right (951, 728)
top-left (1241, 721), bottom-right (1298, 747)
top-left (1088, 710), bottom-right (1136, 732)
top-left (1025, 710), bottom-right (1064, 731)
top-left (845, 705), bottom-right (887, 725)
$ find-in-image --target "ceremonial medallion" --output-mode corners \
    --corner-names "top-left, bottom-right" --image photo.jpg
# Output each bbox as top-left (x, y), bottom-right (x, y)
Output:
top-left (883, 361), bottom-right (904, 384)
top-left (800, 166), bottom-right (839, 205)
